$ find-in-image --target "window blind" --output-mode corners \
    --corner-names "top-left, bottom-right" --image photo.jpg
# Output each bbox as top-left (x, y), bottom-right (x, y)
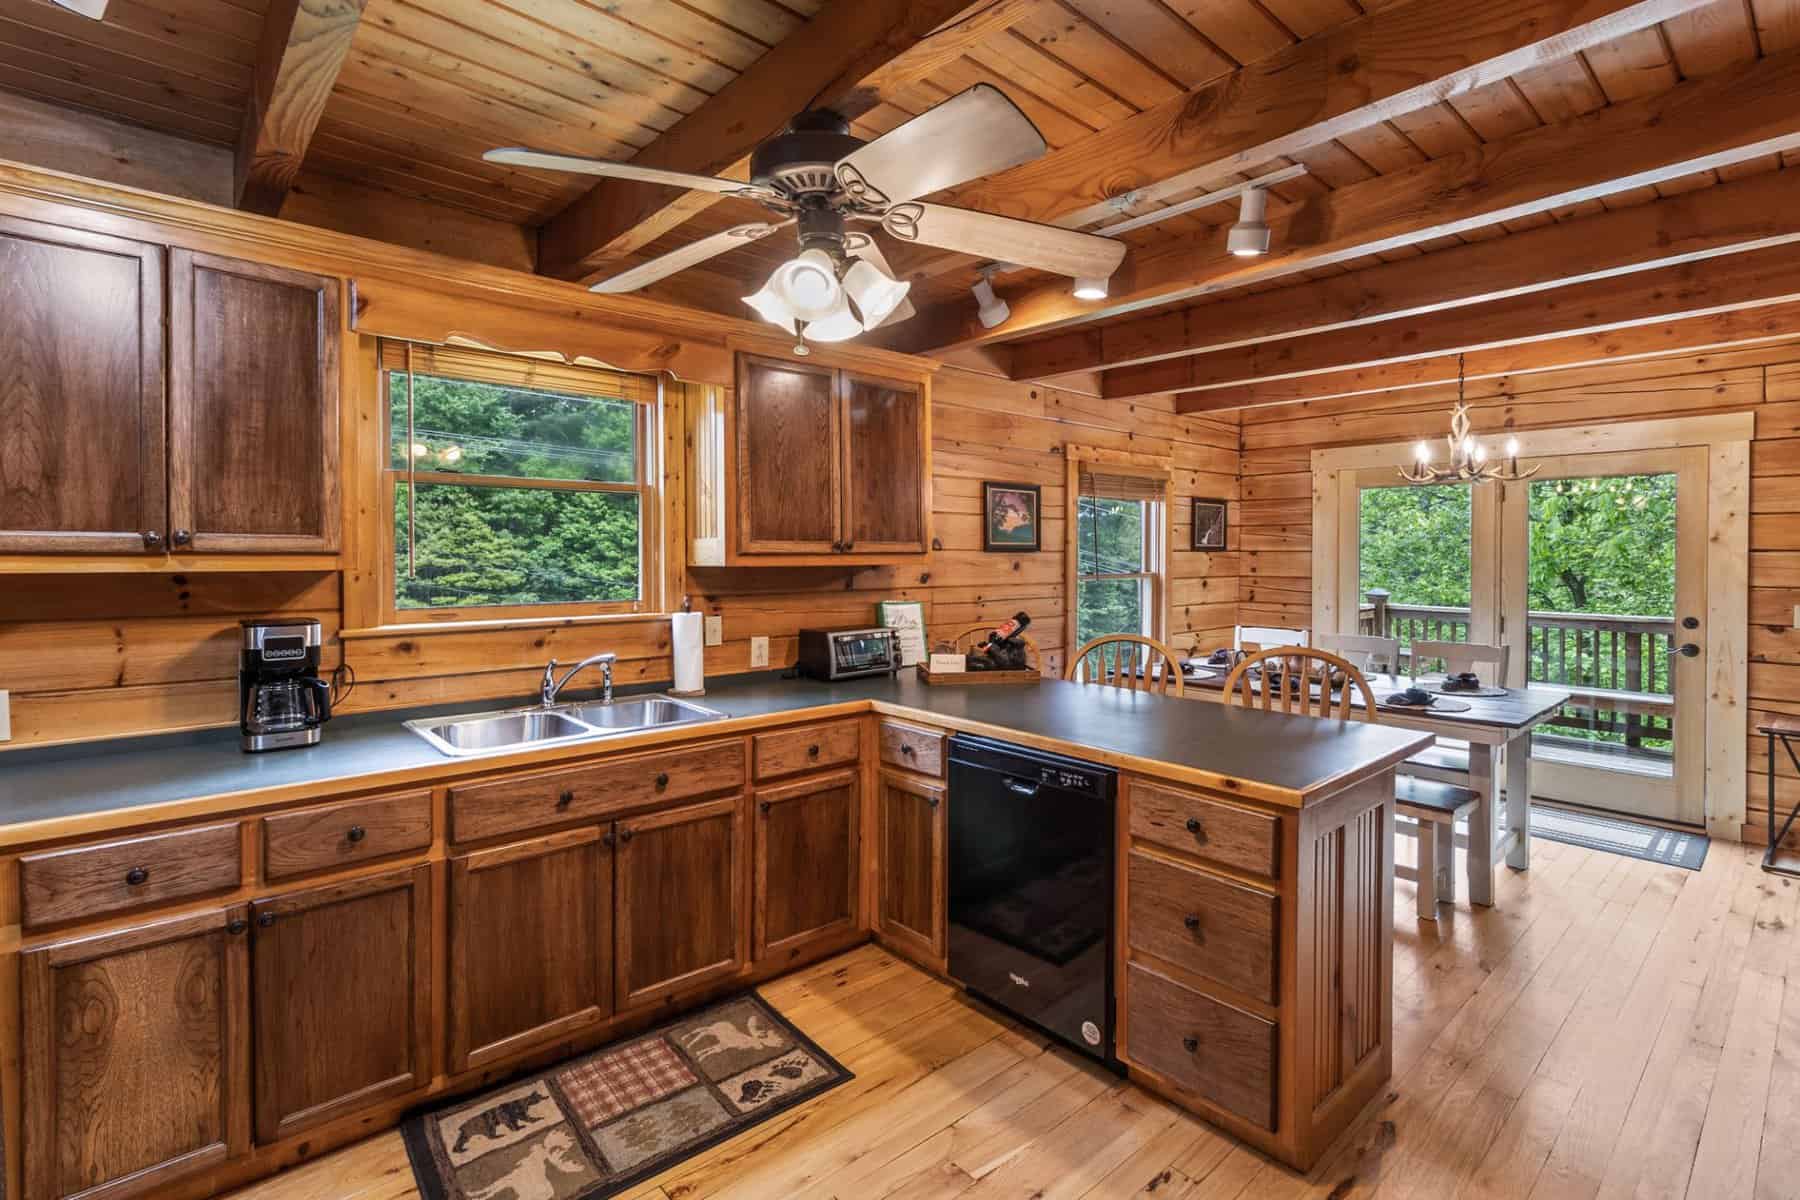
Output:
top-left (378, 341), bottom-right (659, 405)
top-left (1077, 465), bottom-right (1168, 502)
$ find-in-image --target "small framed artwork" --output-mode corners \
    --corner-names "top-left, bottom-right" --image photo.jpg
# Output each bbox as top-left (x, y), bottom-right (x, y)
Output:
top-left (1192, 498), bottom-right (1228, 550)
top-left (983, 482), bottom-right (1042, 552)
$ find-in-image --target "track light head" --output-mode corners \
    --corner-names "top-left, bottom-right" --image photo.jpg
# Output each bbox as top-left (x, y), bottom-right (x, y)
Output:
top-left (971, 276), bottom-right (1011, 329)
top-left (1227, 187), bottom-right (1270, 257)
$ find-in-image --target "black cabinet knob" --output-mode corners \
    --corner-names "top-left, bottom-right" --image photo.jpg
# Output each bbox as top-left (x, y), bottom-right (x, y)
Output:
top-left (654, 773), bottom-right (669, 790)
top-left (602, 828), bottom-right (616, 848)
top-left (141, 530), bottom-right (162, 550)
top-left (171, 529), bottom-right (192, 547)
top-left (900, 743), bottom-right (915, 757)
top-left (760, 800), bottom-right (772, 815)
top-left (257, 912), bottom-right (276, 928)
top-left (227, 919), bottom-right (248, 936)
top-left (557, 789), bottom-right (574, 809)
top-left (927, 795), bottom-right (940, 808)
top-left (1183, 1036), bottom-right (1199, 1054)
top-left (618, 826), bottom-right (634, 843)
top-left (807, 744), bottom-right (820, 758)
top-left (346, 825), bottom-right (366, 843)
top-left (843, 541), bottom-right (855, 552)
top-left (1184, 914), bottom-right (1201, 932)
top-left (1185, 817), bottom-right (1201, 835)
top-left (125, 867), bottom-right (148, 887)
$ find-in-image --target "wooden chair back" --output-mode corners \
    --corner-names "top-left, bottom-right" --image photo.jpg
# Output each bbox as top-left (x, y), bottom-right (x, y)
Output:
top-left (1065, 634), bottom-right (1186, 696)
top-left (1410, 640), bottom-right (1510, 679)
top-left (951, 625), bottom-right (1043, 673)
top-left (1222, 647), bottom-right (1376, 722)
top-left (1235, 624), bottom-right (1310, 652)
top-left (1314, 632), bottom-right (1402, 675)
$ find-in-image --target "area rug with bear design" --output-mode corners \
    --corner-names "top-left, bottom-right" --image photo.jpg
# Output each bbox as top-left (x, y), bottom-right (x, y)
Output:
top-left (401, 992), bottom-right (852, 1200)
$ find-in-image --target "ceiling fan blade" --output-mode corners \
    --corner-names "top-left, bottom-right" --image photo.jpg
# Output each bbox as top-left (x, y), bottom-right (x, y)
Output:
top-left (889, 203), bottom-right (1125, 280)
top-left (836, 84), bottom-right (1045, 206)
top-left (849, 239), bottom-right (917, 327)
top-left (485, 148), bottom-right (746, 195)
top-left (590, 222), bottom-right (790, 294)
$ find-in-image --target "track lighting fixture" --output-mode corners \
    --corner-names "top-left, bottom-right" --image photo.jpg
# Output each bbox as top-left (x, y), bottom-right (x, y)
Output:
top-left (1072, 277), bottom-right (1109, 300)
top-left (972, 276), bottom-right (1011, 329)
top-left (1227, 187), bottom-right (1270, 257)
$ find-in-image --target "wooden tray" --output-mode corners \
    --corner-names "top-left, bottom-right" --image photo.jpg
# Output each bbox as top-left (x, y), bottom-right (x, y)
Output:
top-left (916, 664), bottom-right (1041, 686)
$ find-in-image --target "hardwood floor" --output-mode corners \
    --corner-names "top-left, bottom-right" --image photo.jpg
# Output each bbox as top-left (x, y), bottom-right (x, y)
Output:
top-left (227, 838), bottom-right (1799, 1200)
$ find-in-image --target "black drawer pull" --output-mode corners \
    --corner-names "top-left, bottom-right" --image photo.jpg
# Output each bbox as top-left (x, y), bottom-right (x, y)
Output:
top-left (1183, 1036), bottom-right (1199, 1054)
top-left (557, 789), bottom-right (575, 809)
top-left (125, 867), bottom-right (149, 887)
top-left (1185, 816), bottom-right (1202, 835)
top-left (900, 743), bottom-right (916, 756)
top-left (1183, 914), bottom-right (1201, 933)
top-left (346, 825), bottom-right (366, 843)
top-left (807, 744), bottom-right (820, 758)
top-left (257, 912), bottom-right (276, 928)
top-left (654, 772), bottom-right (669, 790)
top-left (227, 919), bottom-right (248, 936)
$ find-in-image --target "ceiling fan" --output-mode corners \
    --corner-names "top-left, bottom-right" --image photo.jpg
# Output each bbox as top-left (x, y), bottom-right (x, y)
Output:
top-left (486, 84), bottom-right (1126, 347)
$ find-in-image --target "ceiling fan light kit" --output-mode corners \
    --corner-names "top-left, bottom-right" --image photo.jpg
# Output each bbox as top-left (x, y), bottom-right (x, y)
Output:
top-left (1072, 276), bottom-right (1109, 300)
top-left (489, 84), bottom-right (1126, 346)
top-left (1227, 188), bottom-right (1271, 258)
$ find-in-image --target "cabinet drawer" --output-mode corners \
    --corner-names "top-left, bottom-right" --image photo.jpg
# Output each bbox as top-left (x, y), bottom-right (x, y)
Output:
top-left (1130, 781), bottom-right (1280, 879)
top-left (878, 720), bottom-right (944, 777)
top-left (261, 790), bottom-right (433, 880)
top-left (1128, 850), bottom-right (1278, 1004)
top-left (20, 823), bottom-right (242, 930)
top-left (1127, 962), bottom-right (1277, 1131)
top-left (449, 739), bottom-right (747, 843)
top-left (753, 720), bottom-right (862, 781)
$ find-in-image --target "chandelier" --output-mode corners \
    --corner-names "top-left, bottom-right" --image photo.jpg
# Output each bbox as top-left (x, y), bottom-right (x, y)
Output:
top-left (1398, 355), bottom-right (1539, 484)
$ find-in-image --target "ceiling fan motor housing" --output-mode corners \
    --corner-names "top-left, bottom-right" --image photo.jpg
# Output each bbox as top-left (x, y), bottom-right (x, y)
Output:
top-left (751, 109), bottom-right (865, 201)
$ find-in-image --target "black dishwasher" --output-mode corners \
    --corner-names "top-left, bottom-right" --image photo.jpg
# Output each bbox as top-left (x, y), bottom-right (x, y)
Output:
top-left (947, 734), bottom-right (1119, 1068)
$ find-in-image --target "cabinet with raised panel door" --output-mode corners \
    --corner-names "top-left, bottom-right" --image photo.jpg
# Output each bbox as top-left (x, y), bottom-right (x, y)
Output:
top-left (689, 352), bottom-right (930, 565)
top-left (754, 768), bottom-right (860, 963)
top-left (614, 797), bottom-right (749, 1009)
top-left (875, 769), bottom-right (947, 966)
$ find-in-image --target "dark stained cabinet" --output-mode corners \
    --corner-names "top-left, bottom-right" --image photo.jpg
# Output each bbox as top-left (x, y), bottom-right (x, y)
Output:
top-left (449, 828), bottom-right (612, 1073)
top-left (250, 866), bottom-right (431, 1142)
top-left (842, 372), bottom-right (927, 554)
top-left (169, 249), bottom-right (340, 553)
top-left (615, 796), bottom-right (747, 1009)
top-left (754, 769), bottom-right (859, 961)
top-left (0, 216), bottom-right (165, 554)
top-left (735, 355), bottom-right (841, 555)
top-left (22, 907), bottom-right (250, 1200)
top-left (877, 770), bottom-right (947, 964)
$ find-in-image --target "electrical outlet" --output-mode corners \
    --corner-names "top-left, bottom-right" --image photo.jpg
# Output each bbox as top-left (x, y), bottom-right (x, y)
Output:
top-left (0, 690), bottom-right (10, 742)
top-left (749, 636), bottom-right (770, 668)
top-left (704, 615), bottom-right (723, 647)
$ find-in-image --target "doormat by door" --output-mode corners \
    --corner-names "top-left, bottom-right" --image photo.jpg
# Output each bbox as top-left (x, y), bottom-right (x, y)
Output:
top-left (401, 992), bottom-right (851, 1200)
top-left (1529, 803), bottom-right (1709, 870)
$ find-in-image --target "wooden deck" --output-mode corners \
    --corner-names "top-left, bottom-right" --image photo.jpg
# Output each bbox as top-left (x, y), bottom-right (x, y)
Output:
top-left (228, 840), bottom-right (1799, 1200)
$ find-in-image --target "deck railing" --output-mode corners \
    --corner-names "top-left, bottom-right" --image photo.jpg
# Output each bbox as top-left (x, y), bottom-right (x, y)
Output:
top-left (1358, 594), bottom-right (1675, 753)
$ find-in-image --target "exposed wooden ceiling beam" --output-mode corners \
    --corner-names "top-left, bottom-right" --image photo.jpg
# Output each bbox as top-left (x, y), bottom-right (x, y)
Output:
top-left (235, 0), bottom-right (369, 216)
top-left (1010, 167), bottom-right (1800, 383)
top-left (887, 36), bottom-right (1800, 357)
top-left (1174, 301), bottom-right (1800, 414)
top-left (535, 0), bottom-right (1038, 284)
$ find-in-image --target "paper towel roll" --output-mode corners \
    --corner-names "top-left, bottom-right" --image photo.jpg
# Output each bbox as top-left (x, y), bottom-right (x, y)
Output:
top-left (671, 612), bottom-right (705, 696)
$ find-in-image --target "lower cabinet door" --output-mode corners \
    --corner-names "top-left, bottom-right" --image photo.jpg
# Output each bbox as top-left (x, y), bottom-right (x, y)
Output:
top-left (876, 770), bottom-right (947, 963)
top-left (449, 828), bottom-right (612, 1073)
top-left (22, 906), bottom-right (251, 1200)
top-left (754, 769), bottom-right (859, 961)
top-left (615, 797), bottom-right (747, 1010)
top-left (251, 865), bottom-right (432, 1142)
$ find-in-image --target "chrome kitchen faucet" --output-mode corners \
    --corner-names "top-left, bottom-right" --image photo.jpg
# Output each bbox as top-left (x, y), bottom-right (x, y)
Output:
top-left (541, 652), bottom-right (617, 707)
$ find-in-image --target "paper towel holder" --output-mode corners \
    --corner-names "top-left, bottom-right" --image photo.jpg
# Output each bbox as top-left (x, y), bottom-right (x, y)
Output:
top-left (669, 606), bottom-right (707, 699)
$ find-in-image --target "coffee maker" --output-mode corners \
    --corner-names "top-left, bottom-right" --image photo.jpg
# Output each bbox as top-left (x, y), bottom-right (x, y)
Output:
top-left (239, 619), bottom-right (332, 752)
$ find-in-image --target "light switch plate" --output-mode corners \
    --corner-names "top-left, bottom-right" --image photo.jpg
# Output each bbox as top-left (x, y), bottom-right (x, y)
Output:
top-left (0, 690), bottom-right (10, 742)
top-left (749, 636), bottom-right (770, 668)
top-left (704, 615), bottom-right (723, 647)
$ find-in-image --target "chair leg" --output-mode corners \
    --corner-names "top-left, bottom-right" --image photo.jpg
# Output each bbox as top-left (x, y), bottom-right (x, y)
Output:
top-left (1415, 820), bottom-right (1439, 922)
top-left (1435, 819), bottom-right (1457, 905)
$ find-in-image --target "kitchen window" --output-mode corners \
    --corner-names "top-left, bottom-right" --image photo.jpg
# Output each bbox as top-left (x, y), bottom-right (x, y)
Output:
top-left (1070, 461), bottom-right (1169, 649)
top-left (380, 342), bottom-right (660, 622)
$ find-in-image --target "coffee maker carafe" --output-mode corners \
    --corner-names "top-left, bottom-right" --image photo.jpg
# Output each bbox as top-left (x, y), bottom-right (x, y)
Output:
top-left (240, 619), bottom-right (332, 752)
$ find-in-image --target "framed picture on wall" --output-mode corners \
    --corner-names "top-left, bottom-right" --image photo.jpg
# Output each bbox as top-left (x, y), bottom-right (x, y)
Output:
top-left (983, 482), bottom-right (1042, 552)
top-left (1192, 498), bottom-right (1228, 550)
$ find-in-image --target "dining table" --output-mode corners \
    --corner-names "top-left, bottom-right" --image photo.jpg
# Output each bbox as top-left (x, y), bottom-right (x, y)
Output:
top-left (1179, 664), bottom-right (1573, 907)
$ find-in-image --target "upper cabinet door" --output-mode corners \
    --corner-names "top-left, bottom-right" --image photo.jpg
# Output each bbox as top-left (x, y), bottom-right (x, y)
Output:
top-left (0, 216), bottom-right (166, 554)
top-left (841, 372), bottom-right (927, 554)
top-left (169, 250), bottom-right (340, 553)
top-left (736, 355), bottom-right (841, 555)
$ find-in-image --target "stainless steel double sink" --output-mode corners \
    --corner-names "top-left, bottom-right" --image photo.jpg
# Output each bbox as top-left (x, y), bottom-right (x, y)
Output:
top-left (405, 695), bottom-right (726, 757)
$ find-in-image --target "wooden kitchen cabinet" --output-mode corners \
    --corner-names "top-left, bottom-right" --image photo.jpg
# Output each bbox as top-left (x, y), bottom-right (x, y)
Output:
top-left (449, 828), bottom-right (612, 1073)
top-left (876, 770), bottom-right (947, 965)
top-left (250, 866), bottom-right (431, 1142)
top-left (0, 215), bottom-right (166, 555)
top-left (615, 796), bottom-right (747, 1009)
top-left (754, 769), bottom-right (859, 962)
top-left (169, 249), bottom-right (340, 553)
top-left (22, 906), bottom-right (250, 1200)
top-left (690, 352), bottom-right (930, 566)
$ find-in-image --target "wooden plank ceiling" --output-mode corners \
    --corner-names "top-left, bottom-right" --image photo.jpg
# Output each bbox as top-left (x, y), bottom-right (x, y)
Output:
top-left (7, 0), bottom-right (1800, 411)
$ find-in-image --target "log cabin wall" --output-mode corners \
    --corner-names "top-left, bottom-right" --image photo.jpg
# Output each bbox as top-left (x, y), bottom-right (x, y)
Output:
top-left (1233, 341), bottom-right (1800, 848)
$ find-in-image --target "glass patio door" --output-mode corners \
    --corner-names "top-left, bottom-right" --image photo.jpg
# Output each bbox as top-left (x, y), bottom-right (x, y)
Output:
top-left (1498, 448), bottom-right (1708, 826)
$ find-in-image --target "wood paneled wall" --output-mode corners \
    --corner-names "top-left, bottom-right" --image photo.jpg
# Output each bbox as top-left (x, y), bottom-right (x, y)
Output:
top-left (1235, 340), bottom-right (1800, 846)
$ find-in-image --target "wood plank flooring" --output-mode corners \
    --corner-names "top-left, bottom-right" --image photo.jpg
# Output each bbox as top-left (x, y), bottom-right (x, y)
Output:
top-left (227, 839), bottom-right (1800, 1200)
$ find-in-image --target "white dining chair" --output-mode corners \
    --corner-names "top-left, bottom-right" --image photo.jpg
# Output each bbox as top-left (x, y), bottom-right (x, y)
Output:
top-left (1313, 632), bottom-right (1402, 676)
top-left (1234, 625), bottom-right (1309, 652)
top-left (1399, 641), bottom-right (1512, 781)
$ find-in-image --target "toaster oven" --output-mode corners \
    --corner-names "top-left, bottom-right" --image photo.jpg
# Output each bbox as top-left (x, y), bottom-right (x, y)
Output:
top-left (797, 627), bottom-right (902, 681)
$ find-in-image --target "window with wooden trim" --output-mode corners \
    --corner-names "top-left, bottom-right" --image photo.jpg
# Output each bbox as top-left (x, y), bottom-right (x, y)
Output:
top-left (1073, 464), bottom-right (1169, 647)
top-left (381, 342), bottom-right (660, 622)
